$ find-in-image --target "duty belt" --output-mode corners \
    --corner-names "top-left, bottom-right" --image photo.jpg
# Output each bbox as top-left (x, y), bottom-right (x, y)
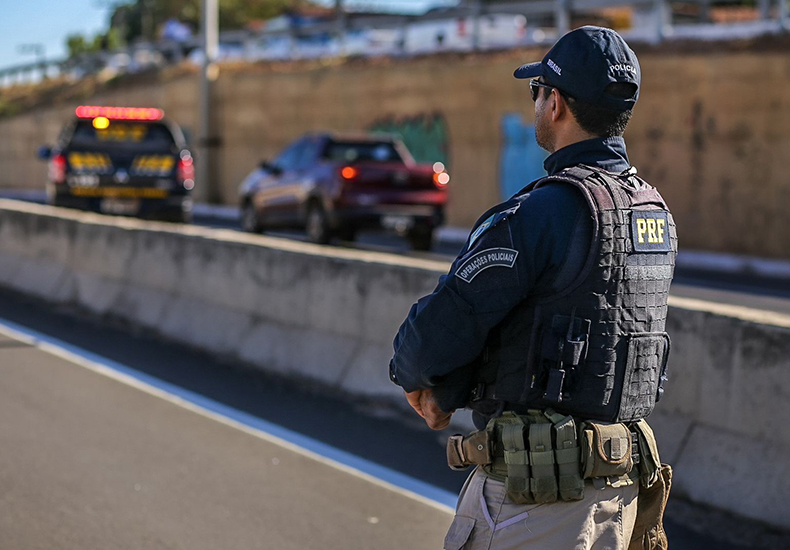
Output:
top-left (446, 410), bottom-right (643, 504)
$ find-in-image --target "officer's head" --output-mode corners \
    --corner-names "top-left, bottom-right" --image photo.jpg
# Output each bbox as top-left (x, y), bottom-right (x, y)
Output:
top-left (514, 26), bottom-right (640, 153)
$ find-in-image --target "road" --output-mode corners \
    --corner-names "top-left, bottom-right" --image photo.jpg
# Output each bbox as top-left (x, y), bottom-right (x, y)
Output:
top-left (0, 287), bottom-right (780, 550)
top-left (0, 295), bottom-right (452, 550)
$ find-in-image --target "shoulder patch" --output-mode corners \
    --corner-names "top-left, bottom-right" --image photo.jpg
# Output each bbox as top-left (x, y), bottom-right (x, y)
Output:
top-left (467, 203), bottom-right (521, 248)
top-left (631, 211), bottom-right (671, 252)
top-left (455, 248), bottom-right (519, 283)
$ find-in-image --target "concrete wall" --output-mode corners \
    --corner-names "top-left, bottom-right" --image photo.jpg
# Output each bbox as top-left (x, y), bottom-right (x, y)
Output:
top-left (1, 200), bottom-right (789, 529)
top-left (1, 41), bottom-right (790, 258)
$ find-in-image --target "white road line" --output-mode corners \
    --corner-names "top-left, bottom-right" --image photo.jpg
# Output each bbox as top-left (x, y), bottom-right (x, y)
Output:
top-left (0, 317), bottom-right (457, 515)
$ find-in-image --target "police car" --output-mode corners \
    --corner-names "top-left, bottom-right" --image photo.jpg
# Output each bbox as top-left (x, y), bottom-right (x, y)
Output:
top-left (39, 105), bottom-right (194, 223)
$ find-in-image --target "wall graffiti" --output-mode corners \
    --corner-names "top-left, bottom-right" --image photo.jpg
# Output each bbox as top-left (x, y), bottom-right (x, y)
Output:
top-left (499, 113), bottom-right (547, 200)
top-left (369, 113), bottom-right (450, 168)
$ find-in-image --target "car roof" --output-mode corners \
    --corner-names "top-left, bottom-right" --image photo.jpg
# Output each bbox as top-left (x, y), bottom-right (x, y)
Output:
top-left (67, 116), bottom-right (187, 149)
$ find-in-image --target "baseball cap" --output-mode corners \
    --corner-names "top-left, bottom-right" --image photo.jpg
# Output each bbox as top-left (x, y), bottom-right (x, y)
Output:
top-left (514, 26), bottom-right (640, 111)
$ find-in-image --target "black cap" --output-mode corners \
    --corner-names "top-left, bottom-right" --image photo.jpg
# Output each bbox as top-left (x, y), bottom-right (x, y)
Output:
top-left (514, 26), bottom-right (640, 111)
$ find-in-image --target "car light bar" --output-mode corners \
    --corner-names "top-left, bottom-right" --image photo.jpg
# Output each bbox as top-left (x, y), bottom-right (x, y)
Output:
top-left (75, 105), bottom-right (164, 121)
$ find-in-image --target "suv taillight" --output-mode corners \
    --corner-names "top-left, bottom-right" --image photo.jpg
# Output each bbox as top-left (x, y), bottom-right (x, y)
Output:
top-left (50, 154), bottom-right (66, 185)
top-left (177, 154), bottom-right (195, 190)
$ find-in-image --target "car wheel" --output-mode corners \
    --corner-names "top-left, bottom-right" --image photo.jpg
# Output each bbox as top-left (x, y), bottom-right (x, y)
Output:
top-left (407, 225), bottom-right (434, 251)
top-left (241, 201), bottom-right (264, 233)
top-left (306, 202), bottom-right (331, 244)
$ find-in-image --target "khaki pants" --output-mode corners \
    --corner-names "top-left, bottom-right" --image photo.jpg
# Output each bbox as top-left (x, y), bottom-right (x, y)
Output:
top-left (444, 467), bottom-right (638, 550)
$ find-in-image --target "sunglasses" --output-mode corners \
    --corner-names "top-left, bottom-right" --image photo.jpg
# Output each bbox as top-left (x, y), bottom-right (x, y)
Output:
top-left (529, 79), bottom-right (556, 102)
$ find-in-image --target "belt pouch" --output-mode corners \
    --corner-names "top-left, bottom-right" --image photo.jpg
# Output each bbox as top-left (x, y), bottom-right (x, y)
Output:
top-left (446, 430), bottom-right (493, 471)
top-left (553, 416), bottom-right (584, 501)
top-left (632, 419), bottom-right (661, 488)
top-left (581, 421), bottom-right (634, 479)
top-left (528, 423), bottom-right (558, 503)
top-left (446, 434), bottom-right (470, 471)
top-left (501, 418), bottom-right (533, 504)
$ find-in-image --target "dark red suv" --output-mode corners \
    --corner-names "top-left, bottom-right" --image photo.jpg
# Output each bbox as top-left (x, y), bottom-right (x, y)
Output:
top-left (238, 133), bottom-right (449, 250)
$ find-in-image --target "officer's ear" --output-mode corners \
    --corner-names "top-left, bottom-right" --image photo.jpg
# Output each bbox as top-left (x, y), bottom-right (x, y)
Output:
top-left (550, 88), bottom-right (568, 122)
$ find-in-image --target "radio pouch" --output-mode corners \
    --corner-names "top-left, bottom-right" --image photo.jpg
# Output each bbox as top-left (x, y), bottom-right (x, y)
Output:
top-left (581, 421), bottom-right (634, 479)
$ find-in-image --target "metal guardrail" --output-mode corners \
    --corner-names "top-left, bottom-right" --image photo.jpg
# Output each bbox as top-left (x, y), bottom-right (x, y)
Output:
top-left (1, 0), bottom-right (788, 89)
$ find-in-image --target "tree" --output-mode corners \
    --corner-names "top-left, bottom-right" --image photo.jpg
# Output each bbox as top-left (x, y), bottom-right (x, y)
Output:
top-left (66, 0), bottom-right (309, 58)
top-left (66, 34), bottom-right (92, 58)
top-left (108, 0), bottom-right (299, 42)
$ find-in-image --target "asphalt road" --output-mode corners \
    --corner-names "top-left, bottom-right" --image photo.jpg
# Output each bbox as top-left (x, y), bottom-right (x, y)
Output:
top-left (0, 288), bottom-right (782, 550)
top-left (0, 314), bottom-right (451, 549)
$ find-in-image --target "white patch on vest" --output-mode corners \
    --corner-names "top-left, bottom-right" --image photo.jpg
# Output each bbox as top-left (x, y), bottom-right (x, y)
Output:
top-left (547, 59), bottom-right (562, 76)
top-left (455, 248), bottom-right (519, 283)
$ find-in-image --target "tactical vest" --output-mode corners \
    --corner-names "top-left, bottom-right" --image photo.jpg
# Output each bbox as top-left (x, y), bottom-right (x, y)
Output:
top-left (469, 165), bottom-right (677, 423)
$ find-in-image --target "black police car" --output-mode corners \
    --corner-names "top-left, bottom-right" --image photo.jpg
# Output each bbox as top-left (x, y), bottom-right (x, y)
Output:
top-left (39, 105), bottom-right (194, 223)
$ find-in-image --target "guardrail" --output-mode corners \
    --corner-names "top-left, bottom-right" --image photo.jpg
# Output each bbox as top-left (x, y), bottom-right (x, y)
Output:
top-left (1, 199), bottom-right (790, 530)
top-left (2, 0), bottom-right (789, 89)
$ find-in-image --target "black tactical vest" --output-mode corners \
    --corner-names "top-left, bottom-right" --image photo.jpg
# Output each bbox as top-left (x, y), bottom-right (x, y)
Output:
top-left (470, 165), bottom-right (677, 423)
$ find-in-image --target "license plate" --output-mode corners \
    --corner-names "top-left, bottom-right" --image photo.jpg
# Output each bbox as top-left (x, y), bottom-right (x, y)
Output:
top-left (381, 215), bottom-right (414, 232)
top-left (100, 198), bottom-right (140, 215)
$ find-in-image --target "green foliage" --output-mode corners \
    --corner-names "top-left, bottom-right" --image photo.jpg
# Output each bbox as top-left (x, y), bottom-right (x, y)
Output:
top-left (65, 0), bottom-right (306, 59)
top-left (66, 34), bottom-right (92, 58)
top-left (109, 0), bottom-right (298, 41)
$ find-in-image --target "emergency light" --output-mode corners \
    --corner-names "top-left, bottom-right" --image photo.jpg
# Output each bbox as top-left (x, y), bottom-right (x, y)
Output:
top-left (75, 106), bottom-right (164, 121)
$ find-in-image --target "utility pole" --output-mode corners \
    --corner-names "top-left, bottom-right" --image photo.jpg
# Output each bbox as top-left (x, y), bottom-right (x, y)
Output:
top-left (555, 0), bottom-right (570, 38)
top-left (471, 0), bottom-right (483, 51)
top-left (198, 0), bottom-right (219, 203)
top-left (653, 0), bottom-right (671, 44)
top-left (335, 0), bottom-right (347, 56)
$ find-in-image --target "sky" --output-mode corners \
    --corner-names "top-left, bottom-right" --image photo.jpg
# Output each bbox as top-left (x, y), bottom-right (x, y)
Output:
top-left (0, 0), bottom-right (114, 70)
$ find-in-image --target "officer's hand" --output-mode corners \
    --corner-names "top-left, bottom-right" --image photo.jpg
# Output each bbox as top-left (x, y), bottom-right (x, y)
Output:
top-left (404, 389), bottom-right (454, 430)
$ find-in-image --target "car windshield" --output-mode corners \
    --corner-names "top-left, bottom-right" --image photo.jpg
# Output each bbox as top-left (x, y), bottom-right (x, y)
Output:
top-left (69, 120), bottom-right (176, 149)
top-left (324, 141), bottom-right (404, 163)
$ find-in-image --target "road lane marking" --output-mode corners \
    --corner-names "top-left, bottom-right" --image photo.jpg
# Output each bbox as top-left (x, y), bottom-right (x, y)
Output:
top-left (0, 317), bottom-right (457, 514)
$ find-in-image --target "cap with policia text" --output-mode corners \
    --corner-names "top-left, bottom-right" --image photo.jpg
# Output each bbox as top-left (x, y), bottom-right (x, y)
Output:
top-left (514, 26), bottom-right (640, 111)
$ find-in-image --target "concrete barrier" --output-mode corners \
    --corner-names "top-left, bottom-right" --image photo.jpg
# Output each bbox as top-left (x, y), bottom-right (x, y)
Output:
top-left (1, 198), bottom-right (789, 530)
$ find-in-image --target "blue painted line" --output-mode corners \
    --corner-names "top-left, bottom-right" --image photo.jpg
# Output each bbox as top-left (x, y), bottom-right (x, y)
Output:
top-left (0, 316), bottom-right (459, 511)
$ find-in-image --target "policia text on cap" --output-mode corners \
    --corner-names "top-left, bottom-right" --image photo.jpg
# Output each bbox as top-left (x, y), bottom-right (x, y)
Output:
top-left (389, 26), bottom-right (676, 550)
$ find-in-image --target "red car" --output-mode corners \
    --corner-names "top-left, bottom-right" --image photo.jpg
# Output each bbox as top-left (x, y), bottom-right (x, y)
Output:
top-left (238, 133), bottom-right (449, 250)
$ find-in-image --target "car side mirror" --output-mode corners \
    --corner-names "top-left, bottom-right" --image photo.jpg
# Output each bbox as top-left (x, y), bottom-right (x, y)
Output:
top-left (37, 145), bottom-right (52, 160)
top-left (260, 160), bottom-right (282, 176)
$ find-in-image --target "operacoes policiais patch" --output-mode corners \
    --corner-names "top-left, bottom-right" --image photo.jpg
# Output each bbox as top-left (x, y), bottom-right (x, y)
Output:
top-left (455, 248), bottom-right (519, 283)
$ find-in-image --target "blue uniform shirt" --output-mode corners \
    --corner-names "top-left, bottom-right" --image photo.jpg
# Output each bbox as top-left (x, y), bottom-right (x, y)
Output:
top-left (389, 137), bottom-right (631, 409)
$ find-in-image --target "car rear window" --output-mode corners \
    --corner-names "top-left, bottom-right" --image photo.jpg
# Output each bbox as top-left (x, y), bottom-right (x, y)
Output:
top-left (324, 141), bottom-right (404, 163)
top-left (69, 120), bottom-right (176, 148)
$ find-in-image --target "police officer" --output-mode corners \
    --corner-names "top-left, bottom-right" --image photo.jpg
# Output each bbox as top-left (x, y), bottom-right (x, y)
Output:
top-left (389, 27), bottom-right (676, 550)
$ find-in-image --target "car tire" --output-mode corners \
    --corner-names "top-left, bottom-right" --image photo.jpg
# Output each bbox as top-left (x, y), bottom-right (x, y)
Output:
top-left (407, 225), bottom-right (434, 251)
top-left (306, 202), bottom-right (331, 244)
top-left (241, 200), bottom-right (264, 233)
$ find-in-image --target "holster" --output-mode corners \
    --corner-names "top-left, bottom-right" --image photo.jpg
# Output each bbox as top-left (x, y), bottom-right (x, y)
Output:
top-left (628, 463), bottom-right (672, 550)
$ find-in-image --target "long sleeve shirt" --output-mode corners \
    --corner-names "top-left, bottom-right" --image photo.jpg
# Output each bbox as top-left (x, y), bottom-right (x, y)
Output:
top-left (389, 136), bottom-right (631, 410)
